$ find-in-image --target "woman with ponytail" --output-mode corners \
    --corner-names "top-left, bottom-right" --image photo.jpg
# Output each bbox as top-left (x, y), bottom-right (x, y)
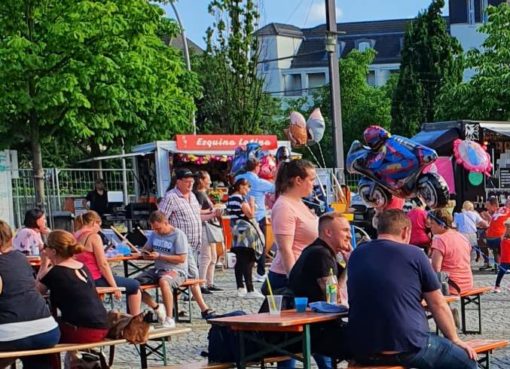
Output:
top-left (262, 159), bottom-right (319, 293)
top-left (74, 211), bottom-right (141, 314)
top-left (37, 230), bottom-right (108, 343)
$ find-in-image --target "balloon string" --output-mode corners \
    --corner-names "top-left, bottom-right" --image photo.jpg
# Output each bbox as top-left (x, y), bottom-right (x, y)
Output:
top-left (306, 145), bottom-right (323, 169)
top-left (317, 143), bottom-right (327, 169)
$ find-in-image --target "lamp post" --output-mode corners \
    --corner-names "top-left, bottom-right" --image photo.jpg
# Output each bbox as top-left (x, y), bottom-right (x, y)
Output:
top-left (168, 0), bottom-right (196, 134)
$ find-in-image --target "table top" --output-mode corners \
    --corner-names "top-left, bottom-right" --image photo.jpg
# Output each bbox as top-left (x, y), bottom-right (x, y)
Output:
top-left (209, 310), bottom-right (344, 332)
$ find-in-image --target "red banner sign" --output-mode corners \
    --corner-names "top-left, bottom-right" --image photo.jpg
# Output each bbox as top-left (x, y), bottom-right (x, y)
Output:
top-left (175, 135), bottom-right (278, 151)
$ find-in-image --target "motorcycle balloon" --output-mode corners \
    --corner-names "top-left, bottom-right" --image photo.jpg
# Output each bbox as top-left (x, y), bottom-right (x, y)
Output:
top-left (417, 173), bottom-right (449, 208)
top-left (358, 178), bottom-right (392, 208)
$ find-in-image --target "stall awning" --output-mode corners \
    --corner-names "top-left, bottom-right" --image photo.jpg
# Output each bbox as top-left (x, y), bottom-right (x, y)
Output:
top-left (479, 122), bottom-right (510, 138)
top-left (411, 128), bottom-right (460, 156)
top-left (77, 151), bottom-right (153, 163)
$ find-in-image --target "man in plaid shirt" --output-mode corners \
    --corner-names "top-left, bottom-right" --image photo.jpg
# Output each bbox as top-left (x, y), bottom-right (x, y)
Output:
top-left (158, 168), bottom-right (216, 318)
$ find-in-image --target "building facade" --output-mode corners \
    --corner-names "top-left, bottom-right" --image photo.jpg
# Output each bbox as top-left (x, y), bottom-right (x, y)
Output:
top-left (256, 0), bottom-right (508, 97)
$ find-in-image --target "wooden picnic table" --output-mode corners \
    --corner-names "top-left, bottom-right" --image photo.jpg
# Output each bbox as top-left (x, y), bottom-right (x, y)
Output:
top-left (209, 310), bottom-right (346, 369)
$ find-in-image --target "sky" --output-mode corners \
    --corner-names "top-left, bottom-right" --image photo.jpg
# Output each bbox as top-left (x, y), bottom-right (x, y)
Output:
top-left (160, 0), bottom-right (449, 49)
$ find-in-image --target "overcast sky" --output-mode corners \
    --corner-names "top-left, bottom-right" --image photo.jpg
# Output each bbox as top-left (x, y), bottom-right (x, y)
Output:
top-left (160, 0), bottom-right (448, 48)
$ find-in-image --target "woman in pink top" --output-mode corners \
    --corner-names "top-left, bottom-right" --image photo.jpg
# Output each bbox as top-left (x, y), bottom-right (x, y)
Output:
top-left (262, 159), bottom-right (318, 294)
top-left (407, 198), bottom-right (431, 253)
top-left (74, 211), bottom-right (142, 314)
top-left (429, 208), bottom-right (473, 295)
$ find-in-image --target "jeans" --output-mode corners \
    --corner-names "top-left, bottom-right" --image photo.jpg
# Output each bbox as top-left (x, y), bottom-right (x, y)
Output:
top-left (261, 271), bottom-right (289, 295)
top-left (95, 275), bottom-right (140, 295)
top-left (0, 326), bottom-right (60, 369)
top-left (232, 247), bottom-right (256, 292)
top-left (355, 334), bottom-right (477, 369)
top-left (495, 263), bottom-right (510, 287)
top-left (256, 218), bottom-right (267, 276)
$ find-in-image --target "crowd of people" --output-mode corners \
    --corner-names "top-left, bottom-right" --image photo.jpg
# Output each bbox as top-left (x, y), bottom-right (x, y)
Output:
top-left (0, 156), bottom-right (506, 369)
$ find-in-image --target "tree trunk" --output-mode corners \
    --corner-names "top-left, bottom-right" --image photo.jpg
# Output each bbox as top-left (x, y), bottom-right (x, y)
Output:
top-left (30, 119), bottom-right (45, 209)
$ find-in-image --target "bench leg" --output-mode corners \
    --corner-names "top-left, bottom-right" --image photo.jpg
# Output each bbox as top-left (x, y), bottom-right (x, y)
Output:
top-left (477, 351), bottom-right (491, 369)
top-left (461, 294), bottom-right (482, 334)
top-left (238, 331), bottom-right (246, 369)
top-left (140, 343), bottom-right (148, 369)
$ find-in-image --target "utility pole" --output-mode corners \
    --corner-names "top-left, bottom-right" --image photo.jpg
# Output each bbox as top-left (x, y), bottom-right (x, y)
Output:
top-left (169, 1), bottom-right (196, 134)
top-left (325, 0), bottom-right (345, 183)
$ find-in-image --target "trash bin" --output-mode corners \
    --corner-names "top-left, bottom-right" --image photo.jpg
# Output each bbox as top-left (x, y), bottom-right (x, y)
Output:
top-left (51, 211), bottom-right (75, 232)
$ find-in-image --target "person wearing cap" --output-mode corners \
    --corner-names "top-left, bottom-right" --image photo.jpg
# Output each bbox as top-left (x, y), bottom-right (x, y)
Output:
top-left (429, 208), bottom-right (473, 295)
top-left (158, 168), bottom-right (217, 319)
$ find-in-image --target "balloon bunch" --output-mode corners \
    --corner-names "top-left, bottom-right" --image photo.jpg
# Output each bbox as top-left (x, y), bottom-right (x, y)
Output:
top-left (176, 153), bottom-right (231, 164)
top-left (284, 108), bottom-right (325, 148)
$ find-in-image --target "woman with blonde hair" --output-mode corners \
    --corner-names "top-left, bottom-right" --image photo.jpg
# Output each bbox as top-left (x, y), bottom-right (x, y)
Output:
top-left (74, 211), bottom-right (142, 315)
top-left (37, 230), bottom-right (108, 343)
top-left (454, 201), bottom-right (488, 260)
top-left (0, 221), bottom-right (60, 369)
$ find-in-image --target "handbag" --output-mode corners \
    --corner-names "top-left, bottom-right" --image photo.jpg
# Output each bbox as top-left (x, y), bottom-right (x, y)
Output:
top-left (64, 349), bottom-right (109, 369)
top-left (106, 310), bottom-right (151, 344)
top-left (204, 220), bottom-right (225, 243)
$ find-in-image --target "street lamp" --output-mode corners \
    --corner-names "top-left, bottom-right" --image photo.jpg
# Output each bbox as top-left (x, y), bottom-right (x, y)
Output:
top-left (168, 0), bottom-right (196, 134)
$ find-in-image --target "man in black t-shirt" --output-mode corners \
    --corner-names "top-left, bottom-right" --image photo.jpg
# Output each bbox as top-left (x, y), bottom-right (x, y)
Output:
top-left (347, 209), bottom-right (477, 369)
top-left (84, 179), bottom-right (109, 216)
top-left (289, 212), bottom-right (352, 303)
top-left (288, 212), bottom-right (352, 368)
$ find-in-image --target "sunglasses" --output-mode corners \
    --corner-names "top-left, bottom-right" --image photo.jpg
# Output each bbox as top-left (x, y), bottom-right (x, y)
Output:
top-left (427, 211), bottom-right (449, 228)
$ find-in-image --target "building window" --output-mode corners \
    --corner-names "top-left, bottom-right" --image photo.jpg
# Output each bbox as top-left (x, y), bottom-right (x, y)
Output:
top-left (467, 0), bottom-right (475, 24)
top-left (481, 0), bottom-right (488, 23)
top-left (284, 74), bottom-right (302, 97)
top-left (336, 41), bottom-right (346, 58)
top-left (367, 71), bottom-right (376, 86)
top-left (308, 73), bottom-right (326, 90)
top-left (358, 41), bottom-right (371, 52)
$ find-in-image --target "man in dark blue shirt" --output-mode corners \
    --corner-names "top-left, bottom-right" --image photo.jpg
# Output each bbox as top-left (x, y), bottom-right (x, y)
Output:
top-left (347, 209), bottom-right (477, 369)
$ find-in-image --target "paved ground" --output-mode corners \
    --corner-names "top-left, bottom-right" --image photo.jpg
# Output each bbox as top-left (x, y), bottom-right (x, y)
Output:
top-left (106, 261), bottom-right (510, 368)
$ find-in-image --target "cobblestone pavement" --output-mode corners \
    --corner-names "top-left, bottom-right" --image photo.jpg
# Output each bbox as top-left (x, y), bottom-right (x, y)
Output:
top-left (107, 262), bottom-right (510, 368)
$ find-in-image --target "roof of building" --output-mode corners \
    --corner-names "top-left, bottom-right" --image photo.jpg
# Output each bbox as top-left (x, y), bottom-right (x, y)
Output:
top-left (255, 23), bottom-right (304, 38)
top-left (257, 17), bottom-right (449, 68)
top-left (166, 35), bottom-right (204, 54)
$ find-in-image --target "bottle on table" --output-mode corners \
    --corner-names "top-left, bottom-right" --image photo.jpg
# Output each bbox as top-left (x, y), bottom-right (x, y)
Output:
top-left (326, 268), bottom-right (338, 304)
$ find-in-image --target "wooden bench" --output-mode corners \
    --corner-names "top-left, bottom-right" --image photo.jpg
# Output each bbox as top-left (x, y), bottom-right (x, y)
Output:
top-left (96, 286), bottom-right (126, 309)
top-left (0, 327), bottom-right (191, 369)
top-left (140, 279), bottom-right (205, 323)
top-left (459, 286), bottom-right (492, 334)
top-left (154, 355), bottom-right (293, 369)
top-left (347, 338), bottom-right (508, 369)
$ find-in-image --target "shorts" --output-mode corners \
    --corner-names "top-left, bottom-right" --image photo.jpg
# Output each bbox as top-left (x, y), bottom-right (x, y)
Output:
top-left (462, 233), bottom-right (478, 247)
top-left (486, 237), bottom-right (501, 251)
top-left (135, 268), bottom-right (186, 289)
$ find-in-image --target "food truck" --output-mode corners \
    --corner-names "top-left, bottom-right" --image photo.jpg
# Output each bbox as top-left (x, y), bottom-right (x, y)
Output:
top-left (411, 120), bottom-right (510, 210)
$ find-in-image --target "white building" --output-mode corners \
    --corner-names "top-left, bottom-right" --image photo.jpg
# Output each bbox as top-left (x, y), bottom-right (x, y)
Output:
top-left (255, 0), bottom-right (508, 97)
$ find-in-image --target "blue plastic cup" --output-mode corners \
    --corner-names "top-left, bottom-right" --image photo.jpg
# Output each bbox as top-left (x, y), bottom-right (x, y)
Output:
top-left (294, 297), bottom-right (308, 313)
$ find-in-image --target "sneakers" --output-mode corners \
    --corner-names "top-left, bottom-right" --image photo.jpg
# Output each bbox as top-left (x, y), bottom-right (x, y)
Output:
top-left (154, 304), bottom-right (166, 323)
top-left (200, 287), bottom-right (212, 294)
top-left (245, 290), bottom-right (264, 299)
top-left (162, 317), bottom-right (176, 328)
top-left (201, 308), bottom-right (216, 319)
top-left (237, 287), bottom-right (247, 297)
top-left (208, 285), bottom-right (223, 291)
top-left (254, 273), bottom-right (267, 283)
top-left (494, 287), bottom-right (502, 293)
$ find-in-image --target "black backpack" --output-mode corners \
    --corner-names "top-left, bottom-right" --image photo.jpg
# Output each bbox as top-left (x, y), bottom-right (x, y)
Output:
top-left (206, 310), bottom-right (262, 364)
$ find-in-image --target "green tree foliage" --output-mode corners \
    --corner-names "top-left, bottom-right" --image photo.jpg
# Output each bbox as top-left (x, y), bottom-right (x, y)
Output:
top-left (0, 0), bottom-right (199, 206)
top-left (436, 4), bottom-right (510, 121)
top-left (195, 0), bottom-right (278, 134)
top-left (391, 0), bottom-right (463, 137)
top-left (287, 50), bottom-right (392, 168)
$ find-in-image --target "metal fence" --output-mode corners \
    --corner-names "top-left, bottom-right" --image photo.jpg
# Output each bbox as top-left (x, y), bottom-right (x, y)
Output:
top-left (12, 168), bottom-right (137, 229)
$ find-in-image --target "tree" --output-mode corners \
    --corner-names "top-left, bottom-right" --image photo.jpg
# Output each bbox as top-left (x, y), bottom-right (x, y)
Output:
top-left (0, 0), bottom-right (199, 206)
top-left (195, 0), bottom-right (278, 134)
top-left (287, 49), bottom-right (392, 168)
top-left (391, 0), bottom-right (463, 137)
top-left (436, 3), bottom-right (510, 121)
